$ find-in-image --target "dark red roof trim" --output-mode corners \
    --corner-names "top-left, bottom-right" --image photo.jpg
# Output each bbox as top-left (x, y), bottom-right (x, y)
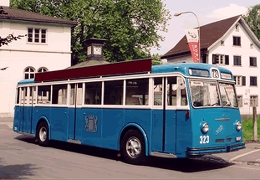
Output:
top-left (35, 58), bottom-right (152, 82)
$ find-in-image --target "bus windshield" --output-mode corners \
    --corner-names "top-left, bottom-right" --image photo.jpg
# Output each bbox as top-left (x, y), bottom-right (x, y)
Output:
top-left (190, 79), bottom-right (238, 108)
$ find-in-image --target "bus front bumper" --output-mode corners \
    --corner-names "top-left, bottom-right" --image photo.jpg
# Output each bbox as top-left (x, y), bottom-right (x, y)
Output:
top-left (186, 142), bottom-right (245, 157)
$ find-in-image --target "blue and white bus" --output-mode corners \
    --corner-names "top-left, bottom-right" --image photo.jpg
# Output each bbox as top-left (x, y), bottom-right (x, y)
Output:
top-left (13, 59), bottom-right (245, 165)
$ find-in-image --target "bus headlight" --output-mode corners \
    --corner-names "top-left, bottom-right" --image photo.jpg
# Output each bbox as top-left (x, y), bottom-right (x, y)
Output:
top-left (201, 123), bottom-right (209, 134)
top-left (236, 121), bottom-right (242, 131)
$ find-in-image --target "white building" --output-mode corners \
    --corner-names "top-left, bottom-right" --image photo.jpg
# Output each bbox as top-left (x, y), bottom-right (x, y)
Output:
top-left (161, 15), bottom-right (260, 115)
top-left (0, 0), bottom-right (77, 117)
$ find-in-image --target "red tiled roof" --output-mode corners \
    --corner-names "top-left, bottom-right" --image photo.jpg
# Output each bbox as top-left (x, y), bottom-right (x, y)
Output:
top-left (162, 15), bottom-right (241, 59)
top-left (0, 6), bottom-right (77, 26)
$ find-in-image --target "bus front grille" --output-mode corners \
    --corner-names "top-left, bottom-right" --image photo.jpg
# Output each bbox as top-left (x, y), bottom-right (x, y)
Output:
top-left (226, 138), bottom-right (232, 142)
top-left (215, 139), bottom-right (225, 143)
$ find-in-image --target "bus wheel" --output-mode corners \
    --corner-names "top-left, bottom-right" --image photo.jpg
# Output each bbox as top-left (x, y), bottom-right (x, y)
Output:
top-left (121, 129), bottom-right (145, 165)
top-left (37, 121), bottom-right (49, 146)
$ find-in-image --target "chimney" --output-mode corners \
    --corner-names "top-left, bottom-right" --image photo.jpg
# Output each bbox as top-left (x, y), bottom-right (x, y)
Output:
top-left (1, 0), bottom-right (10, 7)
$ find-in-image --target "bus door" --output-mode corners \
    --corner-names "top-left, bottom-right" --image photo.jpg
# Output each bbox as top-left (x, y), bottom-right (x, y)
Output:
top-left (68, 83), bottom-right (83, 141)
top-left (19, 87), bottom-right (27, 132)
top-left (22, 86), bottom-right (36, 133)
top-left (152, 76), bottom-right (184, 154)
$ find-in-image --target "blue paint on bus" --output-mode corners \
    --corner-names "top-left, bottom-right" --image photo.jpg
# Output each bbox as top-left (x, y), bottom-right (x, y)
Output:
top-left (13, 62), bottom-right (245, 162)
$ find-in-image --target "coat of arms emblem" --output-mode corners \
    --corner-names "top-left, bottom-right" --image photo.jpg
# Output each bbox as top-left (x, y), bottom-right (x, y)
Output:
top-left (85, 115), bottom-right (98, 132)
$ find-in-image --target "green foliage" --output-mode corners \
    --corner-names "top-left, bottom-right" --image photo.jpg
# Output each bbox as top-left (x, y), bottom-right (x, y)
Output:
top-left (242, 118), bottom-right (260, 141)
top-left (152, 54), bottom-right (162, 65)
top-left (11, 0), bottom-right (171, 64)
top-left (243, 4), bottom-right (260, 40)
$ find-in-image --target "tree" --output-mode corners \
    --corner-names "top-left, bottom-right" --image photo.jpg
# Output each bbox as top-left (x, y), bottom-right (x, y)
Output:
top-left (243, 4), bottom-right (260, 39)
top-left (0, 34), bottom-right (26, 47)
top-left (11, 0), bottom-right (171, 64)
top-left (152, 54), bottom-right (162, 65)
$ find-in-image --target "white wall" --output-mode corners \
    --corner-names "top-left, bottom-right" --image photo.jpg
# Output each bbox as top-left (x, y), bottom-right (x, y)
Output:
top-left (208, 23), bottom-right (260, 114)
top-left (0, 21), bottom-right (72, 117)
top-left (1, 0), bottom-right (10, 6)
top-left (1, 22), bottom-right (72, 53)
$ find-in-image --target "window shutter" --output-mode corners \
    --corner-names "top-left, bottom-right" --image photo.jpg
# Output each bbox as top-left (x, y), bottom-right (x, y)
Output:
top-left (242, 76), bottom-right (246, 86)
top-left (225, 55), bottom-right (229, 65)
top-left (212, 54), bottom-right (216, 64)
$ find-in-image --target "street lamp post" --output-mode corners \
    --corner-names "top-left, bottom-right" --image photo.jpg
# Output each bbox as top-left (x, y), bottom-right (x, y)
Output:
top-left (174, 11), bottom-right (201, 63)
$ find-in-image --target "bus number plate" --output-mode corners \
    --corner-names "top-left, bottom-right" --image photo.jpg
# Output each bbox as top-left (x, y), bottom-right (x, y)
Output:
top-left (200, 135), bottom-right (209, 144)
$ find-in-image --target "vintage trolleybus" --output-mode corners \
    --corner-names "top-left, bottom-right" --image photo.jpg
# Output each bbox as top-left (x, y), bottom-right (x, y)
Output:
top-left (13, 59), bottom-right (245, 165)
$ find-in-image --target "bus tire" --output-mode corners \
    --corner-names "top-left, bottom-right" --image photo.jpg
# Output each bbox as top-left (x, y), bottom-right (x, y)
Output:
top-left (121, 129), bottom-right (146, 165)
top-left (37, 121), bottom-right (49, 146)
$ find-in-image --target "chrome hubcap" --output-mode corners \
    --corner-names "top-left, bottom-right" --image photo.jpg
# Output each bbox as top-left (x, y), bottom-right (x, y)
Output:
top-left (126, 137), bottom-right (141, 158)
top-left (39, 127), bottom-right (47, 142)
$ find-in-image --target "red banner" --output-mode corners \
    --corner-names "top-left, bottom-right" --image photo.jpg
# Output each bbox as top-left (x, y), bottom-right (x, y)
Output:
top-left (185, 29), bottom-right (200, 63)
top-left (187, 42), bottom-right (200, 63)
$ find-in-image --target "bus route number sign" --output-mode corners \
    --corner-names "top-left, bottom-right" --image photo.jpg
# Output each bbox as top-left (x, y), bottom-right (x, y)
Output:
top-left (211, 68), bottom-right (220, 79)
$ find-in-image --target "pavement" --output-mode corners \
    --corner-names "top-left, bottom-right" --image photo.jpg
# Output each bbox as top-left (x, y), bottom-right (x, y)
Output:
top-left (214, 142), bottom-right (260, 166)
top-left (1, 117), bottom-right (260, 166)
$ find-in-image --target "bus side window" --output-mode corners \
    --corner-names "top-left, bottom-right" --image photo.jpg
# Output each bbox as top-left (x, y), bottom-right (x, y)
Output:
top-left (85, 82), bottom-right (102, 105)
top-left (16, 88), bottom-right (20, 104)
top-left (153, 77), bottom-right (163, 106)
top-left (104, 80), bottom-right (123, 105)
top-left (29, 86), bottom-right (36, 104)
top-left (37, 85), bottom-right (51, 104)
top-left (70, 83), bottom-right (83, 105)
top-left (52, 84), bottom-right (67, 105)
top-left (21, 87), bottom-right (28, 105)
top-left (77, 83), bottom-right (83, 105)
top-left (181, 88), bottom-right (188, 106)
top-left (126, 78), bottom-right (149, 105)
top-left (167, 76), bottom-right (177, 106)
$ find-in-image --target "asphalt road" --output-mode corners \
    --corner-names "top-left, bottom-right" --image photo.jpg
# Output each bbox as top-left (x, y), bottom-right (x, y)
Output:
top-left (1, 123), bottom-right (260, 179)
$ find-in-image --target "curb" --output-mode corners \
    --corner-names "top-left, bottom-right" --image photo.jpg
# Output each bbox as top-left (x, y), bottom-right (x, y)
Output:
top-left (231, 160), bottom-right (260, 166)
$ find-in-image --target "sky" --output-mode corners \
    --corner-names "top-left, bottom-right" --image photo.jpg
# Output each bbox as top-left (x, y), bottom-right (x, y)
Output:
top-left (151, 0), bottom-right (260, 55)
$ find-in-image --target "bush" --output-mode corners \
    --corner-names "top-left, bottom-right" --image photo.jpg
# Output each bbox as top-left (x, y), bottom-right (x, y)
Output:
top-left (242, 118), bottom-right (260, 141)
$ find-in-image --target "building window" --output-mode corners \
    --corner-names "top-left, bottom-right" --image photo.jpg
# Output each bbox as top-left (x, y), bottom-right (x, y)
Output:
top-left (234, 76), bottom-right (246, 86)
top-left (28, 28), bottom-right (47, 43)
top-left (249, 57), bottom-right (257, 67)
top-left (237, 95), bottom-right (243, 107)
top-left (250, 76), bottom-right (257, 86)
top-left (233, 56), bottom-right (241, 66)
top-left (24, 67), bottom-right (35, 79)
top-left (38, 67), bottom-right (48, 72)
top-left (233, 36), bottom-right (241, 46)
top-left (250, 95), bottom-right (258, 107)
top-left (212, 54), bottom-right (229, 65)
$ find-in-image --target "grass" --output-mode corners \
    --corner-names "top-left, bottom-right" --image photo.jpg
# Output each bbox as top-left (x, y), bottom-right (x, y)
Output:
top-left (242, 118), bottom-right (260, 141)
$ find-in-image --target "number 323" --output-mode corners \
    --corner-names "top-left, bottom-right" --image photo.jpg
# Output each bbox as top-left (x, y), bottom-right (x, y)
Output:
top-left (200, 135), bottom-right (210, 144)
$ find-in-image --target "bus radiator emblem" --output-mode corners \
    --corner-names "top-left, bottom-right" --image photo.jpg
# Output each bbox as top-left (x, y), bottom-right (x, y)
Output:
top-left (85, 115), bottom-right (98, 132)
top-left (216, 125), bottom-right (223, 135)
